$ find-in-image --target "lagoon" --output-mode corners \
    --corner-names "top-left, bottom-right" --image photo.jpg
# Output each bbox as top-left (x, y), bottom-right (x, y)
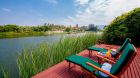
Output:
top-left (0, 35), bottom-right (62, 77)
top-left (0, 33), bottom-right (85, 78)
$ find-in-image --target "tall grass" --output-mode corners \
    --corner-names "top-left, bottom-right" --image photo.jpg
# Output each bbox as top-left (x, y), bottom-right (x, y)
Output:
top-left (0, 66), bottom-right (9, 78)
top-left (16, 33), bottom-right (102, 78)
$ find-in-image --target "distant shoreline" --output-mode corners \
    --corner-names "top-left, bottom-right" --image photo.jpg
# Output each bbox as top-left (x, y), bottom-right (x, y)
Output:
top-left (0, 31), bottom-right (62, 39)
top-left (0, 31), bottom-right (83, 39)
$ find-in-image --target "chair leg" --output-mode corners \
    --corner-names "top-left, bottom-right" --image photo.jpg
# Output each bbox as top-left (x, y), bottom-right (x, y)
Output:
top-left (97, 57), bottom-right (101, 64)
top-left (68, 62), bottom-right (71, 71)
top-left (89, 50), bottom-right (91, 57)
top-left (91, 51), bottom-right (92, 57)
top-left (88, 50), bottom-right (90, 56)
top-left (68, 62), bottom-right (76, 71)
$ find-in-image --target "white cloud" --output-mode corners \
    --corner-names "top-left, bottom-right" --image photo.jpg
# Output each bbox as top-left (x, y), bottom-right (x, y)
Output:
top-left (43, 0), bottom-right (58, 5)
top-left (75, 0), bottom-right (90, 5)
top-left (63, 0), bottom-right (140, 26)
top-left (1, 8), bottom-right (11, 12)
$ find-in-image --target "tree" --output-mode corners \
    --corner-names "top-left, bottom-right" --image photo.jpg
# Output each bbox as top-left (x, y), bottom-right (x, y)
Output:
top-left (2, 24), bottom-right (19, 32)
top-left (65, 27), bottom-right (71, 32)
top-left (0, 26), bottom-right (4, 32)
top-left (103, 7), bottom-right (140, 46)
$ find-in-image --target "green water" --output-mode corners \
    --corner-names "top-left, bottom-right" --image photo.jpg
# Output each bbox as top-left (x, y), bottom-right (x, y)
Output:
top-left (0, 33), bottom-right (85, 78)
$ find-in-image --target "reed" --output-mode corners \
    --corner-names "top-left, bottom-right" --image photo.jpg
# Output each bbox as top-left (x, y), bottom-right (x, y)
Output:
top-left (0, 66), bottom-right (9, 78)
top-left (16, 32), bottom-right (102, 78)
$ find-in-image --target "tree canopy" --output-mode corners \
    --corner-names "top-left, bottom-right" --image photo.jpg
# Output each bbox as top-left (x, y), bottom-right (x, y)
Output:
top-left (103, 7), bottom-right (140, 46)
top-left (0, 24), bottom-right (66, 33)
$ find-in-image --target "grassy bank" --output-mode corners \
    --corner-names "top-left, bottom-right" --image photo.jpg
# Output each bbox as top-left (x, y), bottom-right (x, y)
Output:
top-left (16, 33), bottom-right (102, 78)
top-left (0, 31), bottom-right (67, 39)
top-left (0, 32), bottom-right (45, 38)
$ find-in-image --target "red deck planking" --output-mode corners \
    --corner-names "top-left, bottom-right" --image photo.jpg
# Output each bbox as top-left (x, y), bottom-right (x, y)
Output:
top-left (32, 44), bottom-right (140, 78)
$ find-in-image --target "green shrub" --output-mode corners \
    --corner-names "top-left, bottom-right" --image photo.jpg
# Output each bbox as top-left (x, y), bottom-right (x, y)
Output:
top-left (65, 27), bottom-right (71, 32)
top-left (103, 7), bottom-right (140, 46)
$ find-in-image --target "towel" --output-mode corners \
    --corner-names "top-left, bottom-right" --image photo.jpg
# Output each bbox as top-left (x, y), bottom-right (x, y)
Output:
top-left (106, 50), bottom-right (112, 58)
top-left (99, 62), bottom-right (112, 77)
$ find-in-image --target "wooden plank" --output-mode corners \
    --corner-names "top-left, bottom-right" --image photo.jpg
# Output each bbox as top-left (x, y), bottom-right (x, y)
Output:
top-left (129, 62), bottom-right (137, 78)
top-left (124, 70), bottom-right (128, 78)
top-left (123, 70), bottom-right (128, 78)
top-left (131, 61), bottom-right (140, 78)
top-left (32, 44), bottom-right (140, 78)
top-left (127, 47), bottom-right (140, 78)
top-left (133, 55), bottom-right (140, 77)
top-left (126, 67), bottom-right (132, 78)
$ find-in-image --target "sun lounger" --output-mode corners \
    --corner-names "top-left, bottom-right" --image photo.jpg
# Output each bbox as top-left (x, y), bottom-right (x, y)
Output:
top-left (65, 43), bottom-right (136, 78)
top-left (88, 38), bottom-right (131, 56)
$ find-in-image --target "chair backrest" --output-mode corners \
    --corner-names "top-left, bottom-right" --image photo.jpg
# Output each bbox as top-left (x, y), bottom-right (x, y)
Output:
top-left (116, 38), bottom-right (131, 53)
top-left (110, 43), bottom-right (136, 75)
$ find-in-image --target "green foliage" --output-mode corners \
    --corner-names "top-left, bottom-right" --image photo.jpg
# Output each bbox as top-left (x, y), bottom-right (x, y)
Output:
top-left (16, 33), bottom-right (101, 78)
top-left (65, 27), bottom-right (71, 32)
top-left (0, 24), bottom-right (85, 38)
top-left (0, 32), bottom-right (44, 38)
top-left (0, 24), bottom-right (67, 38)
top-left (103, 7), bottom-right (140, 46)
top-left (0, 24), bottom-right (19, 32)
top-left (0, 24), bottom-right (65, 33)
top-left (0, 66), bottom-right (9, 78)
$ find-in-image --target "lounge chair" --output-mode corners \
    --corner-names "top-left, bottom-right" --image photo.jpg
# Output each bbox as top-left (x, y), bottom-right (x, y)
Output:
top-left (65, 43), bottom-right (137, 78)
top-left (88, 38), bottom-right (131, 56)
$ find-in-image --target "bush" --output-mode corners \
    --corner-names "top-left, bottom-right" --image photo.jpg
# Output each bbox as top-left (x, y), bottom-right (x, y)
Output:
top-left (65, 28), bottom-right (71, 32)
top-left (103, 7), bottom-right (140, 46)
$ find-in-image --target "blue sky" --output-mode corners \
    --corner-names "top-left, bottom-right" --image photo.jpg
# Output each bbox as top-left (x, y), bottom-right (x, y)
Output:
top-left (0, 0), bottom-right (140, 26)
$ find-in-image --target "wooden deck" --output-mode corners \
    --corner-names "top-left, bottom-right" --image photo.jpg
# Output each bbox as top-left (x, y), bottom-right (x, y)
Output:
top-left (32, 44), bottom-right (140, 78)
